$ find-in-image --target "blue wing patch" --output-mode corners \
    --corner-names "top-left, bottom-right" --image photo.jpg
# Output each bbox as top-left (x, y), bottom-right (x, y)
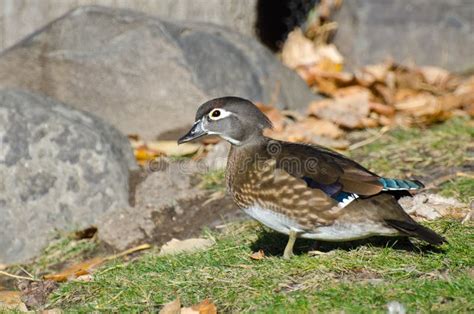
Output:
top-left (379, 178), bottom-right (424, 191)
top-left (302, 176), bottom-right (358, 208)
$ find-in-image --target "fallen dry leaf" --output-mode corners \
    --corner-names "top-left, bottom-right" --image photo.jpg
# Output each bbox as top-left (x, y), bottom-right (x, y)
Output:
top-left (372, 83), bottom-right (395, 105)
top-left (160, 298), bottom-right (217, 314)
top-left (43, 257), bottom-right (105, 283)
top-left (0, 291), bottom-right (28, 312)
top-left (281, 28), bottom-right (321, 69)
top-left (314, 44), bottom-right (344, 66)
top-left (134, 146), bottom-right (163, 164)
top-left (394, 93), bottom-right (459, 125)
top-left (250, 250), bottom-right (265, 260)
top-left (130, 136), bottom-right (201, 165)
top-left (187, 299), bottom-right (217, 314)
top-left (419, 66), bottom-right (452, 87)
top-left (368, 101), bottom-right (395, 117)
top-left (282, 27), bottom-right (344, 74)
top-left (147, 141), bottom-right (201, 157)
top-left (160, 298), bottom-right (181, 314)
top-left (312, 74), bottom-right (340, 95)
top-left (266, 127), bottom-right (349, 149)
top-left (44, 244), bottom-right (151, 282)
top-left (308, 91), bottom-right (371, 128)
top-left (159, 238), bottom-right (214, 256)
top-left (285, 117), bottom-right (344, 139)
top-left (394, 93), bottom-right (437, 112)
top-left (278, 10), bottom-right (472, 131)
top-left (394, 88), bottom-right (419, 103)
top-left (365, 63), bottom-right (391, 81)
top-left (332, 85), bottom-right (372, 98)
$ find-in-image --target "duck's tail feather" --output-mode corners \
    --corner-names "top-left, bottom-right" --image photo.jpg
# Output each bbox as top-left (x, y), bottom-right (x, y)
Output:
top-left (385, 219), bottom-right (447, 245)
top-left (379, 178), bottom-right (424, 191)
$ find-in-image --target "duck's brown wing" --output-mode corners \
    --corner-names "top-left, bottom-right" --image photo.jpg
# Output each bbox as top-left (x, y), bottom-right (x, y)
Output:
top-left (252, 159), bottom-right (339, 228)
top-left (273, 141), bottom-right (384, 196)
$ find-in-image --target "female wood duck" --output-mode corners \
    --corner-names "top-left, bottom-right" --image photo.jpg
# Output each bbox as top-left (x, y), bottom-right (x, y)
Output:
top-left (178, 97), bottom-right (446, 259)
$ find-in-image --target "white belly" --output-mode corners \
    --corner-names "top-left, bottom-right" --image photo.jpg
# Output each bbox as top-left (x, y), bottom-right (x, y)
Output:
top-left (242, 206), bottom-right (399, 241)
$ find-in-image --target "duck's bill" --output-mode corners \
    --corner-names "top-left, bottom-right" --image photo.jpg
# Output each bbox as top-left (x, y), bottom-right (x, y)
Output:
top-left (178, 120), bottom-right (207, 144)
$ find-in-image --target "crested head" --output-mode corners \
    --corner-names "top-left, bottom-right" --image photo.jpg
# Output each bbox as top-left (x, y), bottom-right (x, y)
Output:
top-left (178, 97), bottom-right (272, 146)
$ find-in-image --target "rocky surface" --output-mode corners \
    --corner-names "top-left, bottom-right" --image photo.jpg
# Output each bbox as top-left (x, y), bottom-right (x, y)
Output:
top-left (0, 89), bottom-right (136, 264)
top-left (0, 0), bottom-right (258, 51)
top-left (333, 0), bottom-right (474, 72)
top-left (0, 5), bottom-right (317, 140)
top-left (98, 159), bottom-right (240, 250)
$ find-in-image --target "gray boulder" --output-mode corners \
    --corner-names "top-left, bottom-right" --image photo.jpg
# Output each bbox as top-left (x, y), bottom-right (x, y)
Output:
top-left (0, 89), bottom-right (136, 264)
top-left (0, 5), bottom-right (317, 140)
top-left (333, 0), bottom-right (474, 72)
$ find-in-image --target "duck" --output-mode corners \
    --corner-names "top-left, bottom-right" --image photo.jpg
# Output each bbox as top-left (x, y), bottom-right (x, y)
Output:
top-left (178, 97), bottom-right (446, 259)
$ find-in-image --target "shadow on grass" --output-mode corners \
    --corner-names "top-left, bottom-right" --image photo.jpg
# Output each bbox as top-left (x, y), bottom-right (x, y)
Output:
top-left (250, 229), bottom-right (446, 257)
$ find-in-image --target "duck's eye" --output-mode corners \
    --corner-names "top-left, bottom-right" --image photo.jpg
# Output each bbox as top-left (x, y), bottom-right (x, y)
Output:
top-left (209, 109), bottom-right (221, 120)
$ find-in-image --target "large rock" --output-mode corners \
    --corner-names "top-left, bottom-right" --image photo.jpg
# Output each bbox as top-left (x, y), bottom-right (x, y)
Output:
top-left (0, 89), bottom-right (136, 264)
top-left (0, 5), bottom-right (317, 140)
top-left (333, 0), bottom-right (474, 72)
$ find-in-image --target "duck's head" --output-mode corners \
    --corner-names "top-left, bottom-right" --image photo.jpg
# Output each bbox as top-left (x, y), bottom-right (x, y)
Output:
top-left (178, 97), bottom-right (272, 146)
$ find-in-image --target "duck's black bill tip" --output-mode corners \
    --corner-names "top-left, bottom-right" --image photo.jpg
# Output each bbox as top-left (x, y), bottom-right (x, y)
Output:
top-left (177, 120), bottom-right (207, 145)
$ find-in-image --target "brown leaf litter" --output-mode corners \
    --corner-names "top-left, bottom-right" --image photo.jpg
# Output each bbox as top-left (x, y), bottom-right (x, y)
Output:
top-left (280, 2), bottom-right (473, 132)
top-left (250, 250), bottom-right (265, 260)
top-left (43, 243), bottom-right (150, 282)
top-left (159, 297), bottom-right (217, 314)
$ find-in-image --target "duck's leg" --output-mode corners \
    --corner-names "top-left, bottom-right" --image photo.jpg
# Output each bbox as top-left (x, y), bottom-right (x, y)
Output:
top-left (283, 230), bottom-right (297, 259)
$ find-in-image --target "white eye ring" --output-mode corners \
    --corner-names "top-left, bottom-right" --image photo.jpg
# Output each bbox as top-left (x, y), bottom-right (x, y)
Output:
top-left (209, 109), bottom-right (222, 120)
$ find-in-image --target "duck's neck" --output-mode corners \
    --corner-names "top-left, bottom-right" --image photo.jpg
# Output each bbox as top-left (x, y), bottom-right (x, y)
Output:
top-left (225, 136), bottom-right (270, 191)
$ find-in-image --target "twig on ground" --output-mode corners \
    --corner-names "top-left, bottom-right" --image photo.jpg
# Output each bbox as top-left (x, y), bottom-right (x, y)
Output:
top-left (0, 270), bottom-right (40, 282)
top-left (105, 243), bottom-right (151, 261)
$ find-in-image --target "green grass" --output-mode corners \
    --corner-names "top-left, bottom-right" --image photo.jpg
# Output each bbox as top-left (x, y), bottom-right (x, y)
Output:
top-left (440, 177), bottom-right (474, 203)
top-left (50, 220), bottom-right (473, 312)
top-left (350, 117), bottom-right (473, 180)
